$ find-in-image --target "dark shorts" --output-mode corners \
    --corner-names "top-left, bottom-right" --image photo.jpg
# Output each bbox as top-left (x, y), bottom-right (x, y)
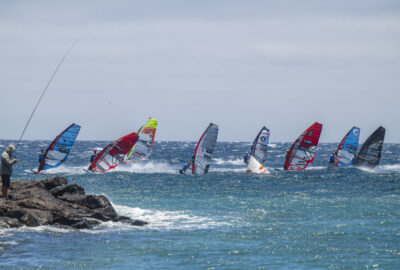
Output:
top-left (1, 175), bottom-right (10, 188)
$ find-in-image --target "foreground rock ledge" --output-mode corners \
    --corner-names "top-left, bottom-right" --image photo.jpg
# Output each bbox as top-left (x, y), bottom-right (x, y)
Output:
top-left (0, 176), bottom-right (148, 229)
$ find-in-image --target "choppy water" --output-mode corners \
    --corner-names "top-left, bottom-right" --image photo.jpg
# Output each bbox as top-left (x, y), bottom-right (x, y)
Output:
top-left (1, 140), bottom-right (400, 269)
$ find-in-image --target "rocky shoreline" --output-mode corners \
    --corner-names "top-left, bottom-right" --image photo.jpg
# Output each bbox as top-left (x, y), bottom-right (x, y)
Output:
top-left (0, 176), bottom-right (148, 229)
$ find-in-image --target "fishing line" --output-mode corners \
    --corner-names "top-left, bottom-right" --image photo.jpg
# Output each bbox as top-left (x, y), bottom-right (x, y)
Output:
top-left (15, 39), bottom-right (79, 151)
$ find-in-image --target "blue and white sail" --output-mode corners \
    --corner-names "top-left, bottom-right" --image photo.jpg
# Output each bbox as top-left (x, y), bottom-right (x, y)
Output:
top-left (37, 123), bottom-right (81, 172)
top-left (335, 126), bottom-right (360, 167)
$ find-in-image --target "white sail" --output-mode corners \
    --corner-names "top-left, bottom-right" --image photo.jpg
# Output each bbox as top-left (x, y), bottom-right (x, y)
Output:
top-left (246, 156), bottom-right (269, 174)
top-left (192, 123), bottom-right (219, 174)
top-left (250, 126), bottom-right (270, 164)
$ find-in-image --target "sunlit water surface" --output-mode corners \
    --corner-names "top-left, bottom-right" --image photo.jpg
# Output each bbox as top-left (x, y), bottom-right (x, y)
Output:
top-left (1, 140), bottom-right (399, 269)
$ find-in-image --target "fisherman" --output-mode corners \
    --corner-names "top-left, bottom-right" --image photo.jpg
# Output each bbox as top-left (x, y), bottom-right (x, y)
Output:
top-left (90, 149), bottom-right (97, 163)
top-left (179, 161), bottom-right (191, 174)
top-left (329, 152), bottom-right (336, 166)
top-left (243, 152), bottom-right (250, 165)
top-left (1, 144), bottom-right (18, 199)
top-left (39, 149), bottom-right (45, 163)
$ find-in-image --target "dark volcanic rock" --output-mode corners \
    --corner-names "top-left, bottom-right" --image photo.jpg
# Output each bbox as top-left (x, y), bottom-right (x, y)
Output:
top-left (0, 217), bottom-right (22, 228)
top-left (0, 176), bottom-right (148, 229)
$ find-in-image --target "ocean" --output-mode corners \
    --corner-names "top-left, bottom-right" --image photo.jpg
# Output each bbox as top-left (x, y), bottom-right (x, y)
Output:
top-left (1, 139), bottom-right (399, 269)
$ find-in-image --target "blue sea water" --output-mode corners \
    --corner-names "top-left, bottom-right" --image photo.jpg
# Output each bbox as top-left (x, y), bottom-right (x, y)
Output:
top-left (1, 139), bottom-right (400, 269)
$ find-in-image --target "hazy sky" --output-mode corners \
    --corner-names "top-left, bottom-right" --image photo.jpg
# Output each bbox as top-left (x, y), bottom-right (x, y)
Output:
top-left (0, 0), bottom-right (399, 142)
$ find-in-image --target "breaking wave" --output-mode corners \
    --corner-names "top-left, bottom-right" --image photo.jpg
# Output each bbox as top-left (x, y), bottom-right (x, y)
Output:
top-left (112, 203), bottom-right (232, 230)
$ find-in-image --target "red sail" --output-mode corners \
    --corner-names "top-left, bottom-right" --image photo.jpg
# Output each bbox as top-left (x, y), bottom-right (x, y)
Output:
top-left (284, 122), bottom-right (323, 171)
top-left (88, 132), bottom-right (139, 173)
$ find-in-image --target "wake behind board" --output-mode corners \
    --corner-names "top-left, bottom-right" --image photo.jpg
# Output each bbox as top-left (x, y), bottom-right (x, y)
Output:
top-left (82, 169), bottom-right (92, 174)
top-left (30, 170), bottom-right (51, 175)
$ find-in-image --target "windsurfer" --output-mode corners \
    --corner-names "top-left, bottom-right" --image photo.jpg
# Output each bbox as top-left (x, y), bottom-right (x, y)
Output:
top-left (244, 152), bottom-right (250, 165)
top-left (179, 161), bottom-right (192, 174)
top-left (90, 149), bottom-right (97, 163)
top-left (329, 152), bottom-right (336, 166)
top-left (39, 149), bottom-right (45, 163)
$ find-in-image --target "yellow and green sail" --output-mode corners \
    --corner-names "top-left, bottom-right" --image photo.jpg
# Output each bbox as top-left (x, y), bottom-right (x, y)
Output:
top-left (126, 117), bottom-right (158, 161)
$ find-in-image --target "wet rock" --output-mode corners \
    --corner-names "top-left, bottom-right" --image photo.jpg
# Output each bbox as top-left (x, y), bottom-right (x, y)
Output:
top-left (0, 176), bottom-right (148, 229)
top-left (116, 216), bottom-right (149, 226)
top-left (0, 217), bottom-right (22, 228)
top-left (50, 184), bottom-right (84, 197)
top-left (71, 220), bottom-right (93, 230)
top-left (129, 220), bottom-right (149, 226)
top-left (20, 212), bottom-right (40, 227)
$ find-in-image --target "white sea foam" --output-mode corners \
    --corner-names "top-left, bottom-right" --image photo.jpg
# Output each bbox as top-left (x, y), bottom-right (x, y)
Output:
top-left (112, 203), bottom-right (231, 230)
top-left (0, 225), bottom-right (76, 235)
top-left (24, 165), bottom-right (88, 175)
top-left (211, 167), bottom-right (245, 173)
top-left (0, 204), bottom-right (230, 234)
top-left (358, 164), bottom-right (400, 174)
top-left (0, 241), bottom-right (18, 245)
top-left (380, 164), bottom-right (400, 171)
top-left (25, 161), bottom-right (179, 175)
top-left (213, 158), bottom-right (243, 166)
top-left (307, 166), bottom-right (326, 170)
top-left (114, 161), bottom-right (177, 174)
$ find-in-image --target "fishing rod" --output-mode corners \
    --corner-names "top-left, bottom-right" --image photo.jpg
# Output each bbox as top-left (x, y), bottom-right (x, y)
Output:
top-left (15, 39), bottom-right (79, 151)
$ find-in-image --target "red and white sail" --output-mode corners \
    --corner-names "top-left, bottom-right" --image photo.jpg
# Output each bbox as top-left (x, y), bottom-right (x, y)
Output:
top-left (284, 122), bottom-right (323, 171)
top-left (88, 132), bottom-right (139, 173)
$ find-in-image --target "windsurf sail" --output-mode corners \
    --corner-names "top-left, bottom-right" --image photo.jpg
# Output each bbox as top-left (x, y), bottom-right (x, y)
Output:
top-left (334, 126), bottom-right (360, 167)
top-left (192, 123), bottom-right (219, 174)
top-left (125, 117), bottom-right (158, 161)
top-left (37, 123), bottom-right (81, 172)
top-left (88, 132), bottom-right (139, 173)
top-left (284, 122), bottom-right (323, 171)
top-left (353, 126), bottom-right (385, 168)
top-left (250, 126), bottom-right (270, 164)
top-left (246, 155), bottom-right (269, 174)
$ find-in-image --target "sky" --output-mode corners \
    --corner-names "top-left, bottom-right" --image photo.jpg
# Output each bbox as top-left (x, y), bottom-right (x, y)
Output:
top-left (0, 0), bottom-right (399, 142)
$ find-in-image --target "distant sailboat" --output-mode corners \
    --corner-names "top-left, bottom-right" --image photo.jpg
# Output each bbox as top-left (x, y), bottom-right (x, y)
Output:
top-left (354, 126), bottom-right (385, 168)
top-left (284, 122), bottom-right (323, 171)
top-left (334, 126), bottom-right (360, 167)
top-left (192, 123), bottom-right (219, 174)
top-left (32, 123), bottom-right (81, 174)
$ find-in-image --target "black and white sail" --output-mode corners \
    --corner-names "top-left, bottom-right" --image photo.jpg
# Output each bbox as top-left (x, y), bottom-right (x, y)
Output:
top-left (354, 126), bottom-right (385, 168)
